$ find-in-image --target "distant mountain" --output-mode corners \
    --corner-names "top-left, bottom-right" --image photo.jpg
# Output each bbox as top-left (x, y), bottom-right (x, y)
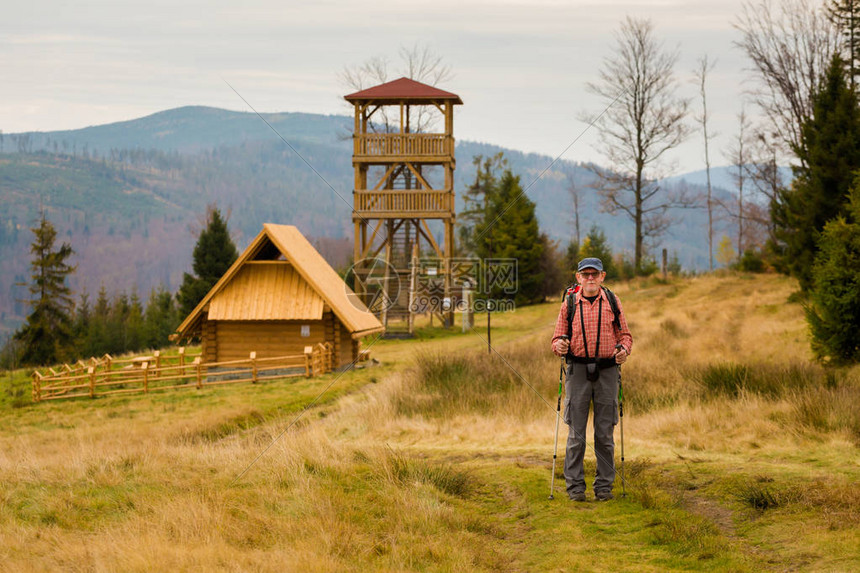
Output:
top-left (6, 106), bottom-right (352, 155)
top-left (662, 165), bottom-right (794, 196)
top-left (0, 106), bottom-right (738, 338)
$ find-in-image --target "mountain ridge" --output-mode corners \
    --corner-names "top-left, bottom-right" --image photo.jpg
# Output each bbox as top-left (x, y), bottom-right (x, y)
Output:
top-left (0, 106), bottom-right (743, 338)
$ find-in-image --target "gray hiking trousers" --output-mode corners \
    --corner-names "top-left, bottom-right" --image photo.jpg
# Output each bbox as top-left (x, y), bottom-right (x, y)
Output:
top-left (563, 362), bottom-right (618, 495)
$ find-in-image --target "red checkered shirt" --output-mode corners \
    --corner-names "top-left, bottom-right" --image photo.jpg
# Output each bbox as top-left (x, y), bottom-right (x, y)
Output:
top-left (551, 288), bottom-right (633, 359)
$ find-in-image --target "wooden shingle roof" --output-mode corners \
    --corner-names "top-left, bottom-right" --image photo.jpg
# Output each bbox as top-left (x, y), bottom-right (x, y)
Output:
top-left (176, 224), bottom-right (384, 339)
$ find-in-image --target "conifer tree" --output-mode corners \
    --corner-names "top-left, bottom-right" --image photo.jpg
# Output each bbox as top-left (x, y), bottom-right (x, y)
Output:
top-left (578, 226), bottom-right (619, 281)
top-left (563, 239), bottom-right (581, 282)
top-left (14, 212), bottom-right (76, 366)
top-left (458, 153), bottom-right (507, 256)
top-left (773, 54), bottom-right (860, 290)
top-left (177, 206), bottom-right (239, 317)
top-left (144, 287), bottom-right (178, 349)
top-left (473, 170), bottom-right (544, 305)
top-left (807, 183), bottom-right (860, 363)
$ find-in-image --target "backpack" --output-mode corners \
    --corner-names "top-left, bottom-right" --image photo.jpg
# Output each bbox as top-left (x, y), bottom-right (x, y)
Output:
top-left (563, 283), bottom-right (621, 342)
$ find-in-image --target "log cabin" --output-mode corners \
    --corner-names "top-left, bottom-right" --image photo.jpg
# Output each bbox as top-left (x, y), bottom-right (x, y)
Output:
top-left (174, 224), bottom-right (384, 368)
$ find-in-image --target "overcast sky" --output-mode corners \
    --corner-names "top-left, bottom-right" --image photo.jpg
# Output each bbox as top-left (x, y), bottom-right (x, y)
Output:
top-left (2, 0), bottom-right (758, 173)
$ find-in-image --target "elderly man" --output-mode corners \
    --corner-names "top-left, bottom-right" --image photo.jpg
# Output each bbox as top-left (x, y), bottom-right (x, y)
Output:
top-left (551, 257), bottom-right (633, 501)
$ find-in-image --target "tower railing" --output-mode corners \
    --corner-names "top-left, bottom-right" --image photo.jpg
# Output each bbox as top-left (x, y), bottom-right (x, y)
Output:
top-left (353, 190), bottom-right (452, 216)
top-left (354, 133), bottom-right (453, 157)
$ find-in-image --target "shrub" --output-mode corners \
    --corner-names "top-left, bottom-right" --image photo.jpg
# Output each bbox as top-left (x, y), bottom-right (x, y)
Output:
top-left (737, 248), bottom-right (766, 273)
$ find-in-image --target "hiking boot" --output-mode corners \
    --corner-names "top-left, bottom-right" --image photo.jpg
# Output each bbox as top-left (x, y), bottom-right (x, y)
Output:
top-left (568, 491), bottom-right (586, 502)
top-left (595, 490), bottom-right (614, 501)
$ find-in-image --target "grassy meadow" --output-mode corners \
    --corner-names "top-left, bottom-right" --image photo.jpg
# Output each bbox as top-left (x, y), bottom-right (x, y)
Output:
top-left (1, 273), bottom-right (859, 572)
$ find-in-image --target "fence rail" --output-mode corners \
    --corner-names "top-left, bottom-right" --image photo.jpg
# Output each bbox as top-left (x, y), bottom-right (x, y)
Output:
top-left (31, 344), bottom-right (334, 402)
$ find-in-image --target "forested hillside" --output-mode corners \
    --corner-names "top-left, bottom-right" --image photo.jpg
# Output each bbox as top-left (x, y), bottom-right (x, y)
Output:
top-left (0, 106), bottom-right (740, 338)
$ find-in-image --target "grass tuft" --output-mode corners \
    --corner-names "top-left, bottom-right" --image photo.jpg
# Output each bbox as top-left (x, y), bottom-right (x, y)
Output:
top-left (382, 449), bottom-right (473, 497)
top-left (735, 480), bottom-right (789, 510)
top-left (184, 409), bottom-right (267, 443)
top-left (789, 385), bottom-right (860, 444)
top-left (694, 361), bottom-right (825, 399)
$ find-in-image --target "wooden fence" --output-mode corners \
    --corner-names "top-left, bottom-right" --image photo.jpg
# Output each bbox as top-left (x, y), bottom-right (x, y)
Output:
top-left (31, 343), bottom-right (334, 402)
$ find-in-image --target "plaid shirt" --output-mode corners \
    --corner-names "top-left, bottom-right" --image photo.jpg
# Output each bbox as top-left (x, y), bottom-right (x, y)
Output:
top-left (551, 288), bottom-right (633, 359)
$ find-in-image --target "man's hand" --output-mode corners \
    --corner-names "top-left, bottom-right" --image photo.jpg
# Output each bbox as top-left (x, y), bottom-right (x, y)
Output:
top-left (553, 338), bottom-right (570, 356)
top-left (614, 346), bottom-right (628, 365)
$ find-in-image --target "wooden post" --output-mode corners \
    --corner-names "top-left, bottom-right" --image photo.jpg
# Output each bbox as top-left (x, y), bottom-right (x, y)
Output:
top-left (88, 366), bottom-right (96, 398)
top-left (662, 248), bottom-right (668, 280)
top-left (408, 243), bottom-right (418, 334)
top-left (304, 346), bottom-right (313, 377)
top-left (250, 351), bottom-right (257, 383)
top-left (154, 351), bottom-right (161, 377)
top-left (194, 357), bottom-right (202, 389)
top-left (142, 362), bottom-right (149, 394)
top-left (178, 347), bottom-right (186, 376)
top-left (32, 372), bottom-right (42, 402)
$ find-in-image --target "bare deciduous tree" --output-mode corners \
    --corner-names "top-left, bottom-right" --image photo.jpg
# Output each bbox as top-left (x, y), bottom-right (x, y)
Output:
top-left (566, 171), bottom-right (582, 246)
top-left (694, 55), bottom-right (718, 270)
top-left (734, 0), bottom-right (841, 163)
top-left (584, 16), bottom-right (691, 272)
top-left (340, 43), bottom-right (453, 134)
top-left (744, 129), bottom-right (784, 242)
top-left (724, 108), bottom-right (750, 257)
top-left (827, 0), bottom-right (860, 88)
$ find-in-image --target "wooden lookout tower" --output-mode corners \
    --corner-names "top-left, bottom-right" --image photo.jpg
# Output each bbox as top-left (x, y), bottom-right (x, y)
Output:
top-left (345, 77), bottom-right (463, 333)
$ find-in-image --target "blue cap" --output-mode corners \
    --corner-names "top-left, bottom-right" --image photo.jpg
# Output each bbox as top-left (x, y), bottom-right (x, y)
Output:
top-left (577, 257), bottom-right (604, 272)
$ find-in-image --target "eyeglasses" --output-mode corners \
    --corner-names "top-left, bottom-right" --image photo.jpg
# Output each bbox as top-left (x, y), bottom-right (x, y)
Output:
top-left (579, 271), bottom-right (601, 279)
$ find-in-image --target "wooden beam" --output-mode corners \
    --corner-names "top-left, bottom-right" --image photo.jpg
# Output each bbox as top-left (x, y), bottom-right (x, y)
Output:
top-left (368, 219), bottom-right (405, 260)
top-left (405, 163), bottom-right (433, 191)
top-left (418, 219), bottom-right (444, 258)
top-left (360, 220), bottom-right (384, 260)
top-left (372, 164), bottom-right (398, 191)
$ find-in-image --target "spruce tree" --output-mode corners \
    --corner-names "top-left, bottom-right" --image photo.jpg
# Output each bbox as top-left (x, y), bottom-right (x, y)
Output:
top-left (14, 212), bottom-right (76, 366)
top-left (773, 54), bottom-right (860, 291)
top-left (144, 286), bottom-right (178, 349)
top-left (474, 170), bottom-right (544, 306)
top-left (177, 207), bottom-right (239, 317)
top-left (563, 239), bottom-right (581, 283)
top-left (807, 184), bottom-right (860, 363)
top-left (578, 226), bottom-right (619, 281)
top-left (458, 153), bottom-right (507, 256)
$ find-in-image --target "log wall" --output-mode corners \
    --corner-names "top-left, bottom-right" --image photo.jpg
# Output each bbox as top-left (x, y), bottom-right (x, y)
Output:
top-left (214, 320), bottom-right (325, 362)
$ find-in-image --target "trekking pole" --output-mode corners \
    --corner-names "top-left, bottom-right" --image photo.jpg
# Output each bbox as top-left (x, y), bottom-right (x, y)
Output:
top-left (616, 343), bottom-right (626, 498)
top-left (549, 337), bottom-right (568, 500)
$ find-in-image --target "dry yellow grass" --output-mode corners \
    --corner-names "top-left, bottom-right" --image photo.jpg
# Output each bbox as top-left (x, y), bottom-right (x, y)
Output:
top-left (1, 272), bottom-right (858, 571)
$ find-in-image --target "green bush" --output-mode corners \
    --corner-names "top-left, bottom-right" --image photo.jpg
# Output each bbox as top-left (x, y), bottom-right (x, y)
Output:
top-left (737, 248), bottom-right (765, 273)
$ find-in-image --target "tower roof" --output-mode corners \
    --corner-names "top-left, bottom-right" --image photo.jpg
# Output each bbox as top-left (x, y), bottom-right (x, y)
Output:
top-left (344, 77), bottom-right (462, 104)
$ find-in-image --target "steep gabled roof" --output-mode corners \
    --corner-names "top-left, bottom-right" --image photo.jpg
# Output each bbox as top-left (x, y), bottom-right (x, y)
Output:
top-left (176, 224), bottom-right (383, 339)
top-left (344, 77), bottom-right (463, 104)
top-left (208, 263), bottom-right (324, 321)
